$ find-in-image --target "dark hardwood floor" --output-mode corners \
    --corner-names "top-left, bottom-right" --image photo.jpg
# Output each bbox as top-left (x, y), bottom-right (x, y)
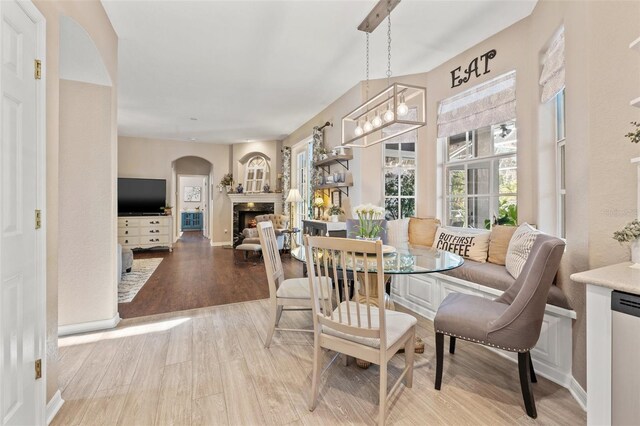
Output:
top-left (119, 231), bottom-right (304, 319)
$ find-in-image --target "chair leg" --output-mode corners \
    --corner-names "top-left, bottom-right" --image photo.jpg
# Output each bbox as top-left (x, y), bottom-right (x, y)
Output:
top-left (435, 332), bottom-right (444, 390)
top-left (405, 328), bottom-right (415, 388)
top-left (378, 360), bottom-right (388, 426)
top-left (518, 352), bottom-right (538, 418)
top-left (528, 352), bottom-right (537, 383)
top-left (308, 334), bottom-right (322, 412)
top-left (449, 336), bottom-right (456, 354)
top-left (264, 301), bottom-right (278, 348)
top-left (275, 305), bottom-right (284, 326)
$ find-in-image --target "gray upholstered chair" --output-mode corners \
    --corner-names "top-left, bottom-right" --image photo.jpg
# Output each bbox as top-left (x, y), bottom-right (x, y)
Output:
top-left (345, 219), bottom-right (388, 244)
top-left (433, 234), bottom-right (565, 419)
top-left (242, 214), bottom-right (289, 250)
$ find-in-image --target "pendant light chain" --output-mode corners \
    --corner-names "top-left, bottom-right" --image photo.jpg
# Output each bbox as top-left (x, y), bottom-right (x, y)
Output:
top-left (386, 0), bottom-right (392, 87)
top-left (365, 31), bottom-right (370, 101)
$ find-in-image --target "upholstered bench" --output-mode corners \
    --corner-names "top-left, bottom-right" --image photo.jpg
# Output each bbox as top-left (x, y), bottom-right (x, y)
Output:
top-left (388, 218), bottom-right (576, 389)
top-left (235, 243), bottom-right (262, 263)
top-left (121, 247), bottom-right (133, 274)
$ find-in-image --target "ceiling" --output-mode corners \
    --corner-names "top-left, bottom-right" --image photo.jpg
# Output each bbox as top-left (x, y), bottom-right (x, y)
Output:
top-left (102, 0), bottom-right (536, 144)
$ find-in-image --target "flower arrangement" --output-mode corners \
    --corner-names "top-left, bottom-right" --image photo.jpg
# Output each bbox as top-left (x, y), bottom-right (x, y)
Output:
top-left (220, 173), bottom-right (233, 186)
top-left (313, 197), bottom-right (325, 220)
top-left (625, 121), bottom-right (640, 144)
top-left (613, 219), bottom-right (640, 243)
top-left (327, 205), bottom-right (344, 216)
top-left (353, 204), bottom-right (386, 239)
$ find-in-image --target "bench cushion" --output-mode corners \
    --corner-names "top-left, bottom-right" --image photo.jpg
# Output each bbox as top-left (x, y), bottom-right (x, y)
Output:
top-left (440, 260), bottom-right (572, 310)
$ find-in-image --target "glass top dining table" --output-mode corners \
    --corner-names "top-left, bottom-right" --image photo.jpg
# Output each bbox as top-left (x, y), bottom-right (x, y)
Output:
top-left (289, 242), bottom-right (464, 275)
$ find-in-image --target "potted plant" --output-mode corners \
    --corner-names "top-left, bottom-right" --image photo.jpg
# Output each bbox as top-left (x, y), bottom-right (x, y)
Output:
top-left (613, 219), bottom-right (640, 263)
top-left (625, 121), bottom-right (640, 144)
top-left (327, 205), bottom-right (344, 222)
top-left (220, 173), bottom-right (234, 192)
top-left (353, 204), bottom-right (386, 240)
top-left (161, 205), bottom-right (173, 216)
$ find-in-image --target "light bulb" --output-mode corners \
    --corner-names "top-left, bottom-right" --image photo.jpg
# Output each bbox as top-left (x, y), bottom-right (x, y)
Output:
top-left (363, 119), bottom-right (373, 133)
top-left (397, 94), bottom-right (409, 117)
top-left (383, 107), bottom-right (394, 123)
top-left (354, 123), bottom-right (364, 136)
top-left (372, 113), bottom-right (382, 128)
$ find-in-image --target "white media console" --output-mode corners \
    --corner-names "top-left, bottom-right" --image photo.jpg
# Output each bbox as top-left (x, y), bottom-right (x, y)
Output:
top-left (118, 215), bottom-right (173, 251)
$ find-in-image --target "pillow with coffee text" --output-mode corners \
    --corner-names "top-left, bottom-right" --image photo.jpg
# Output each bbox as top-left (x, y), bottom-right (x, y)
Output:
top-left (431, 228), bottom-right (490, 263)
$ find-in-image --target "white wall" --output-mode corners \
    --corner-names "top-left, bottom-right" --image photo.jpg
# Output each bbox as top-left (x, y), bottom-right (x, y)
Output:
top-left (58, 79), bottom-right (117, 328)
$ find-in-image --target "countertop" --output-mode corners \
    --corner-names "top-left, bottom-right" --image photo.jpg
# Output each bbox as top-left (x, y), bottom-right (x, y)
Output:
top-left (571, 262), bottom-right (640, 295)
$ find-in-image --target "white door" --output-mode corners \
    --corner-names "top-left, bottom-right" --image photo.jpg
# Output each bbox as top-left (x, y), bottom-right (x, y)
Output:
top-left (1, 1), bottom-right (45, 425)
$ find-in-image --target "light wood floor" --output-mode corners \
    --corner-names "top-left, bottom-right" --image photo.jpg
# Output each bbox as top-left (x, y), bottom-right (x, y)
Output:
top-left (53, 299), bottom-right (586, 425)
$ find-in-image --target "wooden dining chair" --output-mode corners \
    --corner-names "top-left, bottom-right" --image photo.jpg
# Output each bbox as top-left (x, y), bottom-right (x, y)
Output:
top-left (257, 221), bottom-right (332, 348)
top-left (304, 235), bottom-right (416, 425)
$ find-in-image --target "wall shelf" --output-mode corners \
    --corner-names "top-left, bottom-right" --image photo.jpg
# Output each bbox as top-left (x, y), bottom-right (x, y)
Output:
top-left (313, 182), bottom-right (352, 197)
top-left (630, 36), bottom-right (640, 53)
top-left (314, 154), bottom-right (353, 169)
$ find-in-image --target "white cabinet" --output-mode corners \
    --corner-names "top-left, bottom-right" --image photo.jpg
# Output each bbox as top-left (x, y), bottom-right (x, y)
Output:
top-left (118, 216), bottom-right (173, 251)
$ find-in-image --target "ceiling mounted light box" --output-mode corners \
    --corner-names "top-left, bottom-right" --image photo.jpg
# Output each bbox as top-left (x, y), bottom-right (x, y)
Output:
top-left (341, 0), bottom-right (426, 148)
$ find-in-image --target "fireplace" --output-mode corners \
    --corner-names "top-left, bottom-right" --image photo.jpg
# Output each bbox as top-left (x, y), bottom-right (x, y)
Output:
top-left (233, 202), bottom-right (274, 246)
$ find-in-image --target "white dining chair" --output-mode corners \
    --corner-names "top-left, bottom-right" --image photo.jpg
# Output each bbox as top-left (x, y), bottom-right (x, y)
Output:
top-left (257, 221), bottom-right (332, 348)
top-left (304, 235), bottom-right (416, 425)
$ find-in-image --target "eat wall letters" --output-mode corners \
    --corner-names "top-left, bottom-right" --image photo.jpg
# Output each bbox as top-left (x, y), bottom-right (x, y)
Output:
top-left (450, 49), bottom-right (497, 88)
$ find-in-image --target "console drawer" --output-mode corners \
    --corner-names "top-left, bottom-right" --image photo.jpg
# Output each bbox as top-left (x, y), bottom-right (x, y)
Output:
top-left (119, 236), bottom-right (140, 246)
top-left (139, 226), bottom-right (168, 236)
top-left (119, 227), bottom-right (140, 237)
top-left (118, 218), bottom-right (140, 227)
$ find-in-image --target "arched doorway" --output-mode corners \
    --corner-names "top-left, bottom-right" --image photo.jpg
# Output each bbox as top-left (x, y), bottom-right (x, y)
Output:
top-left (171, 156), bottom-right (214, 242)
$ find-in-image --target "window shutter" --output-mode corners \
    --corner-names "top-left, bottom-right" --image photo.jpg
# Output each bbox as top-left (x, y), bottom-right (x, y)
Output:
top-left (437, 71), bottom-right (516, 139)
top-left (540, 27), bottom-right (565, 103)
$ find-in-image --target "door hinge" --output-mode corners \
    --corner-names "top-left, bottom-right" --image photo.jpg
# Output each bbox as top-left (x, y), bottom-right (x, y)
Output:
top-left (35, 359), bottom-right (42, 380)
top-left (34, 59), bottom-right (42, 80)
top-left (35, 210), bottom-right (42, 229)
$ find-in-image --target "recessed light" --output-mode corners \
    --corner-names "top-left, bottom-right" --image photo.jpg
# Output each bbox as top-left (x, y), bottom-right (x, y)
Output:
top-left (190, 138), bottom-right (197, 141)
top-left (189, 117), bottom-right (198, 121)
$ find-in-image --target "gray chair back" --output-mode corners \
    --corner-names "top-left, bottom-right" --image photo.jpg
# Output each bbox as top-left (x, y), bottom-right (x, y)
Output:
top-left (490, 234), bottom-right (565, 350)
top-left (345, 219), bottom-right (388, 244)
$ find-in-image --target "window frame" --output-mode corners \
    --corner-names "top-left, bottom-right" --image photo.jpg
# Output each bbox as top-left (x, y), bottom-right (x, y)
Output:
top-left (442, 121), bottom-right (518, 229)
top-left (382, 140), bottom-right (417, 220)
top-left (243, 155), bottom-right (269, 193)
top-left (555, 89), bottom-right (566, 239)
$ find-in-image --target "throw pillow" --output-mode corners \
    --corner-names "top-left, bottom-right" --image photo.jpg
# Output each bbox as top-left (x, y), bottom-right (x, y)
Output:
top-left (488, 225), bottom-right (517, 266)
top-left (505, 223), bottom-right (540, 279)
top-left (431, 228), bottom-right (490, 263)
top-left (387, 218), bottom-right (410, 247)
top-left (408, 217), bottom-right (441, 247)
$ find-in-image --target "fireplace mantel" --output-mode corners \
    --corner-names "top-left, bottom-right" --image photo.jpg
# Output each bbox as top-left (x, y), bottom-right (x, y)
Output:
top-left (227, 193), bottom-right (284, 205)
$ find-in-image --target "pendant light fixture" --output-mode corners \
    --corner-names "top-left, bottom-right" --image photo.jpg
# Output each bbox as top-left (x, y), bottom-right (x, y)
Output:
top-left (341, 0), bottom-right (426, 148)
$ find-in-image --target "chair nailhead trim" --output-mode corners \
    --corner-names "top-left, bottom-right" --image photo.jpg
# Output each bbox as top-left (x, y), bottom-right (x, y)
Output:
top-left (435, 330), bottom-right (533, 353)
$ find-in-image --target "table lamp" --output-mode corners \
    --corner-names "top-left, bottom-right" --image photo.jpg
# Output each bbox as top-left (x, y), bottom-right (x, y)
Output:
top-left (285, 188), bottom-right (303, 248)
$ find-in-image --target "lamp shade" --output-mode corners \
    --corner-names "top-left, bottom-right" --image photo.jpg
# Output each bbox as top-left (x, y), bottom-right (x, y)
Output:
top-left (285, 188), bottom-right (303, 203)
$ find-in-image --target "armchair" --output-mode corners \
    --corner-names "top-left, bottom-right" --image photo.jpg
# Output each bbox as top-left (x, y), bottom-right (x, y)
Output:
top-left (241, 214), bottom-right (289, 250)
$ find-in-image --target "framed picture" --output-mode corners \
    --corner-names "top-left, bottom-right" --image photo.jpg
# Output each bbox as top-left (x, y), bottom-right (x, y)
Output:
top-left (331, 190), bottom-right (341, 207)
top-left (184, 186), bottom-right (202, 202)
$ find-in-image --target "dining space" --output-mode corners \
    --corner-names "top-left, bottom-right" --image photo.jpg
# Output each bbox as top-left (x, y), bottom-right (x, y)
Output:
top-left (254, 212), bottom-right (572, 424)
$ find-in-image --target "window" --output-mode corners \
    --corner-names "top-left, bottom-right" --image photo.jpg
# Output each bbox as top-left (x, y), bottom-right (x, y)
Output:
top-left (556, 89), bottom-right (566, 238)
top-left (244, 155), bottom-right (268, 193)
top-left (443, 121), bottom-right (517, 228)
top-left (384, 138), bottom-right (416, 220)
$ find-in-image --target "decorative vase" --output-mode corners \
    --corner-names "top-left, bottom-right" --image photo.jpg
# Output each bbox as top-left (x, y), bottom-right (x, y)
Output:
top-left (632, 239), bottom-right (640, 264)
top-left (330, 215), bottom-right (339, 222)
top-left (356, 236), bottom-right (381, 242)
top-left (225, 185), bottom-right (232, 192)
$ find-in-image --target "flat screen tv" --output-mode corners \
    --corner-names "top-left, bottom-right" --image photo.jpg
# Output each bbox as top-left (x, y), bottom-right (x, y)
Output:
top-left (118, 178), bottom-right (166, 216)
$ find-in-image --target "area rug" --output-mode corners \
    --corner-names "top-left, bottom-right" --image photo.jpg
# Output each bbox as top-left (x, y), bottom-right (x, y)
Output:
top-left (119, 258), bottom-right (163, 303)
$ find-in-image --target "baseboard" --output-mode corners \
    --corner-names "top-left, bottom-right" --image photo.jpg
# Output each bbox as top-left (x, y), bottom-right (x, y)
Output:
top-left (46, 390), bottom-right (64, 425)
top-left (58, 313), bottom-right (121, 337)
top-left (569, 378), bottom-right (587, 411)
top-left (211, 240), bottom-right (232, 247)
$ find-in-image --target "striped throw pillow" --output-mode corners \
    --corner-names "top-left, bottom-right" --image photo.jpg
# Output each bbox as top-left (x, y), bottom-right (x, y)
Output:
top-left (505, 223), bottom-right (539, 279)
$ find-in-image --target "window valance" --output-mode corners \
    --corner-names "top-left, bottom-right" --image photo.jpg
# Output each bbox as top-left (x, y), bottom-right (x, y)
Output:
top-left (539, 27), bottom-right (565, 103)
top-left (437, 71), bottom-right (516, 138)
